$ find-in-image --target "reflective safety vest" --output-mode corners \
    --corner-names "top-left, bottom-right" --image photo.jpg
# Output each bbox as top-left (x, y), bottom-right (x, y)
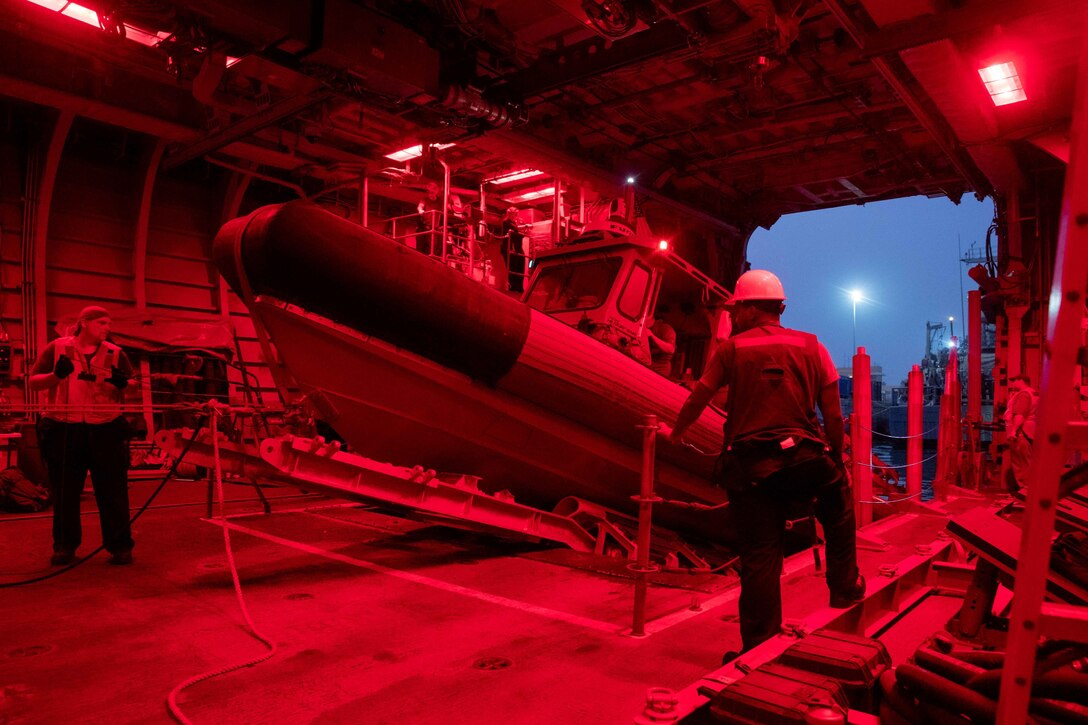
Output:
top-left (44, 336), bottom-right (125, 424)
top-left (718, 325), bottom-right (829, 448)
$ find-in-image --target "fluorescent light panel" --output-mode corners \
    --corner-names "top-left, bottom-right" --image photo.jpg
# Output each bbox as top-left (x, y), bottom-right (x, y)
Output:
top-left (978, 62), bottom-right (1026, 106)
top-left (26, 1), bottom-right (172, 46)
top-left (506, 187), bottom-right (554, 203)
top-left (384, 142), bottom-right (455, 162)
top-left (486, 168), bottom-right (544, 185)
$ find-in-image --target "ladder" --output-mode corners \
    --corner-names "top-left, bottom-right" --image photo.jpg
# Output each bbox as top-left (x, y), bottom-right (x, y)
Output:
top-left (996, 35), bottom-right (1088, 724)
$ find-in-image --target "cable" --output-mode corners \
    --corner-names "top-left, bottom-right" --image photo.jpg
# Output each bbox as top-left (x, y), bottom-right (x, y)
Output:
top-left (860, 424), bottom-right (941, 440)
top-left (855, 452), bottom-right (939, 470)
top-left (861, 491), bottom-right (925, 505)
top-left (0, 417), bottom-right (206, 588)
top-left (167, 404), bottom-right (276, 724)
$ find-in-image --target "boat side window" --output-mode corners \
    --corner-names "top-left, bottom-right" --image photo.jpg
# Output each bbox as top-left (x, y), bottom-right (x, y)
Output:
top-left (616, 261), bottom-right (651, 322)
top-left (525, 257), bottom-right (622, 313)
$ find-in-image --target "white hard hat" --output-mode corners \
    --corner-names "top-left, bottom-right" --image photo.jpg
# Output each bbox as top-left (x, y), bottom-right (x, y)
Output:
top-left (732, 269), bottom-right (786, 302)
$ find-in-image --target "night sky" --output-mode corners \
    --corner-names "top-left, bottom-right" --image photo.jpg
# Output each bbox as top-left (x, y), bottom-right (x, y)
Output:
top-left (746, 195), bottom-right (997, 387)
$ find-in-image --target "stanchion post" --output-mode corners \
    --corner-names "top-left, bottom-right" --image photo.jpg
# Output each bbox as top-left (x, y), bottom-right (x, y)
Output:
top-left (852, 348), bottom-right (873, 525)
top-left (631, 415), bottom-right (661, 637)
top-left (907, 365), bottom-right (923, 498)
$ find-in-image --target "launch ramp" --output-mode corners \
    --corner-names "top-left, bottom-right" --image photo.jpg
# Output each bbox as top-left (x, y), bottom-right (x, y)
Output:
top-left (157, 429), bottom-right (713, 570)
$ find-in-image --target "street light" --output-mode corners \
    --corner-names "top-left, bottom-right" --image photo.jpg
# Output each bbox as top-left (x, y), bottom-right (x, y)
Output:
top-left (850, 289), bottom-right (864, 353)
top-left (948, 315), bottom-right (955, 339)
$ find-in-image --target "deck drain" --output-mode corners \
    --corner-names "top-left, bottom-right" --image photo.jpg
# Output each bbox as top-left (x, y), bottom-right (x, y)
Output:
top-left (9, 645), bottom-right (53, 658)
top-left (286, 592), bottom-right (314, 600)
top-left (472, 657), bottom-right (512, 670)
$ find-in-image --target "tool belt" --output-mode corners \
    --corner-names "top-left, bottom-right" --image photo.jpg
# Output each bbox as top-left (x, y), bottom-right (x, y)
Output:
top-left (715, 436), bottom-right (827, 493)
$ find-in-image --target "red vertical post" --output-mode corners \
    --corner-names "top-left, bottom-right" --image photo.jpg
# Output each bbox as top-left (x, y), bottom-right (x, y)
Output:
top-left (936, 341), bottom-right (960, 499)
top-left (968, 292), bottom-right (982, 422)
top-left (852, 348), bottom-right (873, 525)
top-left (967, 291), bottom-right (983, 488)
top-left (631, 415), bottom-right (659, 637)
top-left (907, 365), bottom-right (923, 498)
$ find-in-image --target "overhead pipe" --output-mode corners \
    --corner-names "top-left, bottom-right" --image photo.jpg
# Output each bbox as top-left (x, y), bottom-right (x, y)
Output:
top-left (440, 85), bottom-right (527, 129)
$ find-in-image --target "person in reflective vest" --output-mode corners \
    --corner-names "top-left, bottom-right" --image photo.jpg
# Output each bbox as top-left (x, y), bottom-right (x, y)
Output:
top-left (29, 305), bottom-right (135, 566)
top-left (666, 270), bottom-right (864, 655)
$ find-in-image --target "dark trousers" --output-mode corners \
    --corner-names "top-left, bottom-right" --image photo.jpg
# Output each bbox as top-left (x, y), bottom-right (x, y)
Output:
top-left (39, 417), bottom-right (133, 555)
top-left (729, 449), bottom-right (857, 651)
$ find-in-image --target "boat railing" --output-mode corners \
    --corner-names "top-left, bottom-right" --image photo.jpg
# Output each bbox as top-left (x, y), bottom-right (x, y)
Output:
top-left (383, 210), bottom-right (502, 286)
top-left (381, 209), bottom-right (531, 293)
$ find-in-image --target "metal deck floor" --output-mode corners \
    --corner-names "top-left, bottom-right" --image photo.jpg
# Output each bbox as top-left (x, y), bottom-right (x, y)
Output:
top-left (0, 479), bottom-right (964, 724)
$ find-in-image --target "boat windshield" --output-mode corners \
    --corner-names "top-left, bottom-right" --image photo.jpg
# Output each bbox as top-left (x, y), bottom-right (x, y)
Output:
top-left (526, 257), bottom-right (623, 313)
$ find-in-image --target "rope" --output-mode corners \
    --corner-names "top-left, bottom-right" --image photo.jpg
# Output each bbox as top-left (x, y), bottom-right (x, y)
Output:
top-left (856, 452), bottom-right (939, 470)
top-left (860, 424), bottom-right (941, 440)
top-left (167, 405), bottom-right (277, 724)
top-left (860, 491), bottom-right (925, 505)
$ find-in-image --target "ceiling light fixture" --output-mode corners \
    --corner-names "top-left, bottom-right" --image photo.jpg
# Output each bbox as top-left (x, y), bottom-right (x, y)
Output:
top-left (384, 143), bottom-right (455, 162)
top-left (978, 62), bottom-right (1026, 106)
top-left (506, 187), bottom-right (555, 204)
top-left (485, 169), bottom-right (545, 185)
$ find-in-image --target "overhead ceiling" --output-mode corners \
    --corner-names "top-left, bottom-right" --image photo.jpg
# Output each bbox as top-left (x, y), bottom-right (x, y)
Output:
top-left (1, 0), bottom-right (1083, 233)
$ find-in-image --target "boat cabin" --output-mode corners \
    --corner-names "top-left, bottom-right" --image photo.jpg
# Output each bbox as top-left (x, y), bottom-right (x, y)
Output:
top-left (523, 223), bottom-right (733, 380)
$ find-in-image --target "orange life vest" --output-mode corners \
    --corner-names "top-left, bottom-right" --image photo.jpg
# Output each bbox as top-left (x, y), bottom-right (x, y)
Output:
top-left (43, 336), bottom-right (125, 424)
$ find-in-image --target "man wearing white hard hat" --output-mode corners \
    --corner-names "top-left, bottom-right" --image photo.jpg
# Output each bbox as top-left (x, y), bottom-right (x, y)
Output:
top-left (668, 270), bottom-right (863, 655)
top-left (29, 305), bottom-right (135, 566)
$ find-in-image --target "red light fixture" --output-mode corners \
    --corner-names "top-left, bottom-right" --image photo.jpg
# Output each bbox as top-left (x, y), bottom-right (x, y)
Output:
top-left (485, 169), bottom-right (545, 185)
top-left (505, 186), bottom-right (555, 204)
top-left (978, 62), bottom-right (1026, 106)
top-left (26, 0), bottom-right (172, 46)
top-left (384, 142), bottom-right (455, 162)
top-left (657, 240), bottom-right (669, 251)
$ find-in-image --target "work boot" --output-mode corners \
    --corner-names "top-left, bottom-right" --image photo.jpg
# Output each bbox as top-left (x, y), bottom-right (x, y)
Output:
top-left (50, 550), bottom-right (76, 566)
top-left (108, 551), bottom-right (133, 566)
top-left (829, 574), bottom-right (866, 608)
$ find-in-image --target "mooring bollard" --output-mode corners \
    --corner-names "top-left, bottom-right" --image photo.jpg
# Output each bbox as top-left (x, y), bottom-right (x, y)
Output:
top-left (631, 414), bottom-right (661, 637)
top-left (907, 364), bottom-right (923, 498)
top-left (852, 347), bottom-right (873, 526)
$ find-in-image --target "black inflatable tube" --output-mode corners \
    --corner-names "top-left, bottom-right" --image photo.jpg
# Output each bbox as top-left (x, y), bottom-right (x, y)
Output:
top-left (878, 669), bottom-right (920, 725)
top-left (914, 647), bottom-right (987, 685)
top-left (967, 667), bottom-right (1088, 702)
top-left (213, 202), bottom-right (532, 386)
top-left (946, 649), bottom-right (1005, 669)
top-left (895, 663), bottom-right (998, 722)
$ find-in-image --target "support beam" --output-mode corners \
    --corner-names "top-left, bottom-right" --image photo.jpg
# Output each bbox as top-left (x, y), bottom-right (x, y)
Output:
top-left (133, 139), bottom-right (165, 441)
top-left (164, 91), bottom-right (333, 170)
top-left (32, 111), bottom-right (74, 362)
top-left (861, 0), bottom-right (1075, 58)
top-left (822, 0), bottom-right (993, 198)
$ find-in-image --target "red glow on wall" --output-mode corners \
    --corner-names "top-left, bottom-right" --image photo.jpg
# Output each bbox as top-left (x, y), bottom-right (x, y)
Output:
top-left (978, 62), bottom-right (1027, 106)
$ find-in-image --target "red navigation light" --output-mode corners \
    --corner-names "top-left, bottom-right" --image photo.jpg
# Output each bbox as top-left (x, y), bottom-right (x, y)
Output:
top-left (978, 62), bottom-right (1026, 106)
top-left (657, 240), bottom-right (669, 251)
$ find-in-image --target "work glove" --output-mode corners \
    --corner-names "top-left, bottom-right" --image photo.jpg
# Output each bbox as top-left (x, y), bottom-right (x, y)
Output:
top-left (106, 366), bottom-right (129, 390)
top-left (53, 355), bottom-right (74, 380)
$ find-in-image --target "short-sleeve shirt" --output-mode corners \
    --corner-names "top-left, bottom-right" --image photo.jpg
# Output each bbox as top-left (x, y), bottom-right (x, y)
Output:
top-left (699, 322), bottom-right (838, 446)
